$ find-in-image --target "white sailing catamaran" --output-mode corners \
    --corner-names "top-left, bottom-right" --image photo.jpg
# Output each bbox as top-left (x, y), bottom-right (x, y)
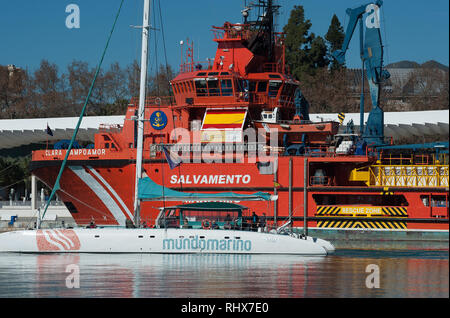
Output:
top-left (0, 0), bottom-right (334, 255)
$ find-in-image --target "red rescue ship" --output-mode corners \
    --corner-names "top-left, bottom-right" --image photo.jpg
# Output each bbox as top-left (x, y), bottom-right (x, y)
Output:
top-left (30, 1), bottom-right (449, 237)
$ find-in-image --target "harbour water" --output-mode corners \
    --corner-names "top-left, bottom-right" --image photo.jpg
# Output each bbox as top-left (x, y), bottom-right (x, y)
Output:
top-left (0, 247), bottom-right (448, 298)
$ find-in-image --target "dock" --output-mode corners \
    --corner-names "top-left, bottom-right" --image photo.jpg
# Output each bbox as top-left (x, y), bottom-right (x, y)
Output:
top-left (0, 201), bottom-right (76, 233)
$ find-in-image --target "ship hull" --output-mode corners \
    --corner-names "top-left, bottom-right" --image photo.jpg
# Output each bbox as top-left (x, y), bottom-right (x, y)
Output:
top-left (0, 228), bottom-right (334, 255)
top-left (31, 157), bottom-right (449, 233)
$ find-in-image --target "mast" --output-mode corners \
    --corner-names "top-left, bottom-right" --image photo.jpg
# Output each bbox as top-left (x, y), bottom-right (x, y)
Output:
top-left (133, 0), bottom-right (150, 227)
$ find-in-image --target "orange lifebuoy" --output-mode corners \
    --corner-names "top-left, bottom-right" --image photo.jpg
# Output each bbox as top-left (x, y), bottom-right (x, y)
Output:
top-left (202, 219), bottom-right (212, 230)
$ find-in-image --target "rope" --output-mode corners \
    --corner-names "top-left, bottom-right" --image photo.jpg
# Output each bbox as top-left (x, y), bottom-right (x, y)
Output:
top-left (158, 0), bottom-right (171, 88)
top-left (22, 187), bottom-right (116, 230)
top-left (153, 0), bottom-right (161, 96)
top-left (0, 164), bottom-right (14, 176)
top-left (40, 0), bottom-right (125, 222)
top-left (0, 178), bottom-right (27, 192)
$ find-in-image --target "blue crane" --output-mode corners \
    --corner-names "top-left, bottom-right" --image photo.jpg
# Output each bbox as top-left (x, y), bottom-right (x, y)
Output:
top-left (332, 0), bottom-right (390, 146)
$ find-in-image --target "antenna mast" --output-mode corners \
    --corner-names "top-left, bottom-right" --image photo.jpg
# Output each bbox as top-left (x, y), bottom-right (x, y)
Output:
top-left (133, 0), bottom-right (150, 227)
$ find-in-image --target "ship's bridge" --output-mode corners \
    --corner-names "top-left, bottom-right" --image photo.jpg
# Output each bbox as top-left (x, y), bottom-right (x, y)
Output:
top-left (171, 69), bottom-right (298, 111)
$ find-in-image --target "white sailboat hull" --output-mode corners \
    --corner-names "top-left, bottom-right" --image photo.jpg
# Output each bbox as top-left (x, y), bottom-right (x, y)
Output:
top-left (0, 228), bottom-right (334, 255)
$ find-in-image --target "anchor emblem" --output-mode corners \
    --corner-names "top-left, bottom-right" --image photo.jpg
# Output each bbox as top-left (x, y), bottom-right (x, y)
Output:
top-left (150, 111), bottom-right (168, 130)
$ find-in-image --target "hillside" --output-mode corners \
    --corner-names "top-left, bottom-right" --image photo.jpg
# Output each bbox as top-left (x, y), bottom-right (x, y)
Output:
top-left (386, 60), bottom-right (449, 71)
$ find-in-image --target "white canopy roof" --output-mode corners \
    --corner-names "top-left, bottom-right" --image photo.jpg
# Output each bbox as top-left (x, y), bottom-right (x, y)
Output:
top-left (0, 116), bottom-right (124, 149)
top-left (310, 110), bottom-right (449, 142)
top-left (0, 110), bottom-right (448, 149)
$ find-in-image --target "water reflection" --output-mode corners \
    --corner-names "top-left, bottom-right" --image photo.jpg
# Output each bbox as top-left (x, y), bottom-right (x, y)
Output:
top-left (0, 251), bottom-right (447, 298)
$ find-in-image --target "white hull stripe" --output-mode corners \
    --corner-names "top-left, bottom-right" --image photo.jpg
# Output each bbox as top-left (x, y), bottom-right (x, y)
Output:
top-left (87, 166), bottom-right (133, 220)
top-left (70, 166), bottom-right (127, 226)
top-left (54, 229), bottom-right (76, 249)
top-left (44, 230), bottom-right (68, 250)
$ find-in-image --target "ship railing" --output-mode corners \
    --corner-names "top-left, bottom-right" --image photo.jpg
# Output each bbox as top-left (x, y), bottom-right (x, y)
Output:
top-left (179, 60), bottom-right (212, 73)
top-left (130, 96), bottom-right (175, 107)
top-left (48, 218), bottom-right (289, 234)
top-left (0, 200), bottom-right (64, 208)
top-left (211, 24), bottom-right (253, 41)
top-left (304, 146), bottom-right (338, 158)
top-left (249, 93), bottom-right (279, 107)
top-left (262, 63), bottom-right (282, 73)
top-left (309, 176), bottom-right (334, 187)
top-left (368, 164), bottom-right (449, 188)
top-left (379, 153), bottom-right (443, 166)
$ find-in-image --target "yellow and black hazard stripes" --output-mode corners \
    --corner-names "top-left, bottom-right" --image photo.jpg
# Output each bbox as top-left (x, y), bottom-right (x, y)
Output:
top-left (316, 206), bottom-right (341, 215)
top-left (317, 219), bottom-right (407, 229)
top-left (382, 207), bottom-right (407, 216)
top-left (315, 205), bottom-right (409, 229)
top-left (338, 112), bottom-right (345, 124)
top-left (380, 187), bottom-right (394, 195)
top-left (316, 205), bottom-right (408, 217)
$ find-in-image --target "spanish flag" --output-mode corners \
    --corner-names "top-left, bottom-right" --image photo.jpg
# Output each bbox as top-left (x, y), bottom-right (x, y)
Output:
top-left (201, 109), bottom-right (247, 130)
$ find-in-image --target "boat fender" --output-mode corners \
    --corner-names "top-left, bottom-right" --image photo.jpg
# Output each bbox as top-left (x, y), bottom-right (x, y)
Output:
top-left (202, 219), bottom-right (212, 230)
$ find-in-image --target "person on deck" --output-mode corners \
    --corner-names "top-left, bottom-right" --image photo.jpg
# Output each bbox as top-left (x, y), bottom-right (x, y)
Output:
top-left (259, 213), bottom-right (266, 232)
top-left (251, 212), bottom-right (259, 232)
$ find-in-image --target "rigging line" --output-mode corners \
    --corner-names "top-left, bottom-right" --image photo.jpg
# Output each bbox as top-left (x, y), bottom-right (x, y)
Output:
top-left (156, 0), bottom-right (183, 191)
top-left (151, 0), bottom-right (166, 209)
top-left (0, 164), bottom-right (14, 176)
top-left (152, 0), bottom-right (160, 97)
top-left (157, 0), bottom-right (172, 94)
top-left (40, 0), bottom-right (125, 222)
top-left (157, 0), bottom-right (183, 190)
top-left (57, 188), bottom-right (118, 220)
top-left (133, 0), bottom-right (140, 71)
top-left (0, 178), bottom-right (28, 192)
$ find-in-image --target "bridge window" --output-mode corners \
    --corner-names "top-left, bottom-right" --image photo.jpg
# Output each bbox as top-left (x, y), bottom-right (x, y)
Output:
top-left (234, 79), bottom-right (245, 93)
top-left (268, 81), bottom-right (282, 97)
top-left (221, 79), bottom-right (233, 96)
top-left (257, 81), bottom-right (267, 93)
top-left (248, 81), bottom-right (257, 92)
top-left (207, 78), bottom-right (219, 96)
top-left (194, 79), bottom-right (207, 96)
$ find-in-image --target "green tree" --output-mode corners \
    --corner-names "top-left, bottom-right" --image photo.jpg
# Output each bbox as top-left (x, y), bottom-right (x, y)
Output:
top-left (325, 14), bottom-right (345, 69)
top-left (309, 36), bottom-right (329, 69)
top-left (283, 5), bottom-right (313, 81)
top-left (283, 5), bottom-right (329, 80)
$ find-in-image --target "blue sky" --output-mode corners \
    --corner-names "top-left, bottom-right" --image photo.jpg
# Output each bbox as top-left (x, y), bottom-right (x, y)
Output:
top-left (0, 0), bottom-right (448, 75)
